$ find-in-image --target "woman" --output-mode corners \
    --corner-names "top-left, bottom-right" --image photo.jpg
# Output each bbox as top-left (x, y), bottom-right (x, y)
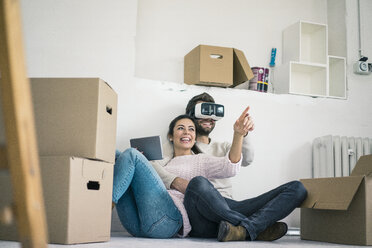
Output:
top-left (112, 112), bottom-right (236, 238)
top-left (112, 148), bottom-right (183, 238)
top-left (163, 114), bottom-right (307, 241)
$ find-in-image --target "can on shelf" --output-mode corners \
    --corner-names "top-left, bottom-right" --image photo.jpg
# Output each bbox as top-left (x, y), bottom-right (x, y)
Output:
top-left (249, 67), bottom-right (265, 91)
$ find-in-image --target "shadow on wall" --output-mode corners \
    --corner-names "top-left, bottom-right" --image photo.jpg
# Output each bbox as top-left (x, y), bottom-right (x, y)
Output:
top-left (111, 208), bottom-right (129, 234)
top-left (280, 142), bottom-right (312, 181)
top-left (278, 142), bottom-right (312, 228)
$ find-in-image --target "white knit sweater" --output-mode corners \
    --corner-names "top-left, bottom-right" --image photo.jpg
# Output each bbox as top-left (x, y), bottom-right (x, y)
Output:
top-left (164, 153), bottom-right (242, 237)
top-left (151, 136), bottom-right (253, 199)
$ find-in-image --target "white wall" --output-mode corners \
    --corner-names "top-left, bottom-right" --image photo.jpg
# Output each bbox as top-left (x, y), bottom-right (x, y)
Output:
top-left (135, 0), bottom-right (328, 83)
top-left (20, 0), bottom-right (372, 228)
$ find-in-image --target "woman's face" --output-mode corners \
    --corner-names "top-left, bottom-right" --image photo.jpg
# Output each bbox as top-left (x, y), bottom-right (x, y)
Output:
top-left (171, 118), bottom-right (196, 151)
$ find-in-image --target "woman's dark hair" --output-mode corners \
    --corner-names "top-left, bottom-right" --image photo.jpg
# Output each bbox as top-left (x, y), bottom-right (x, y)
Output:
top-left (185, 92), bottom-right (215, 117)
top-left (168, 114), bottom-right (201, 154)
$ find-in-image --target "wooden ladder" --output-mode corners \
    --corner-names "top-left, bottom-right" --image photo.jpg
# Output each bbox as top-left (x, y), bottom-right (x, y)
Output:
top-left (0, 0), bottom-right (48, 247)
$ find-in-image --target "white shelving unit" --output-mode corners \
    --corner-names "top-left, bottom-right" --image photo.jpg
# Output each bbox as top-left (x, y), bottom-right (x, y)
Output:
top-left (276, 61), bottom-right (327, 97)
top-left (277, 20), bottom-right (346, 99)
top-left (328, 55), bottom-right (346, 99)
top-left (283, 21), bottom-right (327, 65)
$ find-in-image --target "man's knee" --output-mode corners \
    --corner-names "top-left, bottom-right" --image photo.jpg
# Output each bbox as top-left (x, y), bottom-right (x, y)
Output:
top-left (187, 176), bottom-right (213, 193)
top-left (289, 180), bottom-right (307, 203)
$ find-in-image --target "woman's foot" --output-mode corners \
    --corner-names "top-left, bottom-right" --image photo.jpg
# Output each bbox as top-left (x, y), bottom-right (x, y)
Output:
top-left (217, 221), bottom-right (246, 242)
top-left (255, 222), bottom-right (288, 241)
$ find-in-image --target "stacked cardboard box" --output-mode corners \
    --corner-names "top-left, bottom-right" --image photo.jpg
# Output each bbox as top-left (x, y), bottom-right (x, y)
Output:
top-left (300, 155), bottom-right (372, 246)
top-left (0, 78), bottom-right (118, 244)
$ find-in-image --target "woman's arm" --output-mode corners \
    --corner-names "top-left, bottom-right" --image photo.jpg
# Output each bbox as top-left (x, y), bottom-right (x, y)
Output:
top-left (202, 154), bottom-right (242, 179)
top-left (229, 106), bottom-right (254, 163)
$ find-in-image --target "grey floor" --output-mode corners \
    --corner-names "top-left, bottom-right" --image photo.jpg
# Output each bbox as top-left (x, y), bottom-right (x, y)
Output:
top-left (0, 232), bottom-right (367, 248)
top-left (0, 209), bottom-right (366, 247)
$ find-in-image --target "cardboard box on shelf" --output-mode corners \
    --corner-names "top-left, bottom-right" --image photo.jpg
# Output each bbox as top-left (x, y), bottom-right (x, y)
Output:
top-left (184, 44), bottom-right (254, 87)
top-left (300, 154), bottom-right (372, 246)
top-left (30, 78), bottom-right (117, 163)
top-left (0, 156), bottom-right (114, 244)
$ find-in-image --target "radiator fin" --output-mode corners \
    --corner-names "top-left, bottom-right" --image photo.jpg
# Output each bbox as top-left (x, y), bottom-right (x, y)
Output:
top-left (313, 135), bottom-right (372, 178)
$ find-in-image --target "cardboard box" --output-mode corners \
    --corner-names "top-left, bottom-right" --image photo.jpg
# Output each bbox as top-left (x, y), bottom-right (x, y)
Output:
top-left (0, 156), bottom-right (114, 244)
top-left (30, 78), bottom-right (117, 163)
top-left (300, 155), bottom-right (372, 245)
top-left (184, 44), bottom-right (254, 87)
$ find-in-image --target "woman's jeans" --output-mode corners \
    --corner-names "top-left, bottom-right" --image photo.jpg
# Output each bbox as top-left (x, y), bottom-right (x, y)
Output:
top-left (184, 176), bottom-right (307, 240)
top-left (112, 148), bottom-right (182, 238)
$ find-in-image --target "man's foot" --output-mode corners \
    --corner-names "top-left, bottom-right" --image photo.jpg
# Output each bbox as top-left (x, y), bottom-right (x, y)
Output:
top-left (256, 222), bottom-right (288, 241)
top-left (217, 221), bottom-right (246, 242)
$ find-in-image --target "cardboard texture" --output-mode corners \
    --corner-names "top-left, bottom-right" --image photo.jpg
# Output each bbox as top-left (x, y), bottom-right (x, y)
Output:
top-left (0, 156), bottom-right (114, 244)
top-left (184, 45), bottom-right (254, 87)
top-left (300, 155), bottom-right (372, 245)
top-left (30, 78), bottom-right (117, 163)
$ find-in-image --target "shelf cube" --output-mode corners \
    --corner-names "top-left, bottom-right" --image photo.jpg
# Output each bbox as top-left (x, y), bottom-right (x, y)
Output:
top-left (283, 21), bottom-right (327, 65)
top-left (328, 56), bottom-right (346, 99)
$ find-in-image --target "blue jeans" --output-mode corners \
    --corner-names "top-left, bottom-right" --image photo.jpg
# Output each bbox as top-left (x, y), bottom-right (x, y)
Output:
top-left (112, 148), bottom-right (182, 238)
top-left (184, 176), bottom-right (307, 240)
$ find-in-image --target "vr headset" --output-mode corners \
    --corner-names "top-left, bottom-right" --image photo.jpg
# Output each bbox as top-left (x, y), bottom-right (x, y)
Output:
top-left (191, 102), bottom-right (224, 121)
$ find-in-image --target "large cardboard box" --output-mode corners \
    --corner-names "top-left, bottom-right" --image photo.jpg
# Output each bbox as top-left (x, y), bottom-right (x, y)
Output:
top-left (0, 156), bottom-right (114, 244)
top-left (30, 78), bottom-right (117, 163)
top-left (300, 155), bottom-right (372, 245)
top-left (184, 44), bottom-right (254, 87)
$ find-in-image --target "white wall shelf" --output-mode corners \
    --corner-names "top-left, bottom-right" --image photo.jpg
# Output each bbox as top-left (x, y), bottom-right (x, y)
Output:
top-left (283, 20), bottom-right (327, 65)
top-left (328, 55), bottom-right (346, 99)
top-left (276, 61), bottom-right (327, 97)
top-left (277, 20), bottom-right (346, 99)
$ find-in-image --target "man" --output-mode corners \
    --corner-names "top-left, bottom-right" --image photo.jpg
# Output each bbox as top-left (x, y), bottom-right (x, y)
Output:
top-left (151, 92), bottom-right (254, 198)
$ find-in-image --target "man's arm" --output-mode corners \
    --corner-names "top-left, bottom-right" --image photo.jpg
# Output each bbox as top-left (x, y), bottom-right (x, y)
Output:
top-left (170, 177), bottom-right (189, 194)
top-left (223, 135), bottom-right (254, 166)
top-left (241, 135), bottom-right (254, 166)
top-left (151, 160), bottom-right (189, 193)
top-left (150, 141), bottom-right (190, 193)
top-left (150, 160), bottom-right (177, 189)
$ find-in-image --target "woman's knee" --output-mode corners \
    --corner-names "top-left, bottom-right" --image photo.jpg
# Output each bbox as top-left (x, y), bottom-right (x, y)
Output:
top-left (115, 149), bottom-right (121, 161)
top-left (115, 148), bottom-right (136, 162)
top-left (123, 147), bottom-right (140, 158)
top-left (116, 148), bottom-right (144, 165)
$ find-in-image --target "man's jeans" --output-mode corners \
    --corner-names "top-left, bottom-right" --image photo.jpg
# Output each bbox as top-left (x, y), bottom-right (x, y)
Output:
top-left (112, 148), bottom-right (182, 238)
top-left (184, 176), bottom-right (307, 240)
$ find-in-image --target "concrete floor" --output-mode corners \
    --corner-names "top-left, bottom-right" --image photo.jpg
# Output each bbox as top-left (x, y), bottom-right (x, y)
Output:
top-left (0, 210), bottom-right (366, 247)
top-left (0, 232), bottom-right (366, 248)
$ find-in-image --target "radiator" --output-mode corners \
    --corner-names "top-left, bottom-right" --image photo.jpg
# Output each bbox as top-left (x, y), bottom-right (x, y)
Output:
top-left (313, 135), bottom-right (372, 178)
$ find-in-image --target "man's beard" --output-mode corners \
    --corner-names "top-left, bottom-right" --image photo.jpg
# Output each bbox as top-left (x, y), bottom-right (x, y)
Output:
top-left (196, 119), bottom-right (215, 136)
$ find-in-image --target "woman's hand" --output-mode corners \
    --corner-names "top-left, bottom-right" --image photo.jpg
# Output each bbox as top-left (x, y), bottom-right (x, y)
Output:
top-left (229, 106), bottom-right (254, 163)
top-left (233, 106), bottom-right (254, 137)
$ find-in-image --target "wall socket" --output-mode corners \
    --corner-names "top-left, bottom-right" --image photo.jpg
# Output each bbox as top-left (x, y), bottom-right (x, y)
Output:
top-left (353, 61), bottom-right (371, 75)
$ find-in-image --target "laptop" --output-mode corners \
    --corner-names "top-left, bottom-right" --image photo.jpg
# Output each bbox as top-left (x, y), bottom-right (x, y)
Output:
top-left (129, 135), bottom-right (163, 161)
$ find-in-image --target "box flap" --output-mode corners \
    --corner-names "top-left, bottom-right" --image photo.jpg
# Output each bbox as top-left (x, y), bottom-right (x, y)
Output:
top-left (232, 48), bottom-right (254, 86)
top-left (300, 176), bottom-right (364, 210)
top-left (351, 155), bottom-right (372, 177)
top-left (81, 159), bottom-right (105, 180)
